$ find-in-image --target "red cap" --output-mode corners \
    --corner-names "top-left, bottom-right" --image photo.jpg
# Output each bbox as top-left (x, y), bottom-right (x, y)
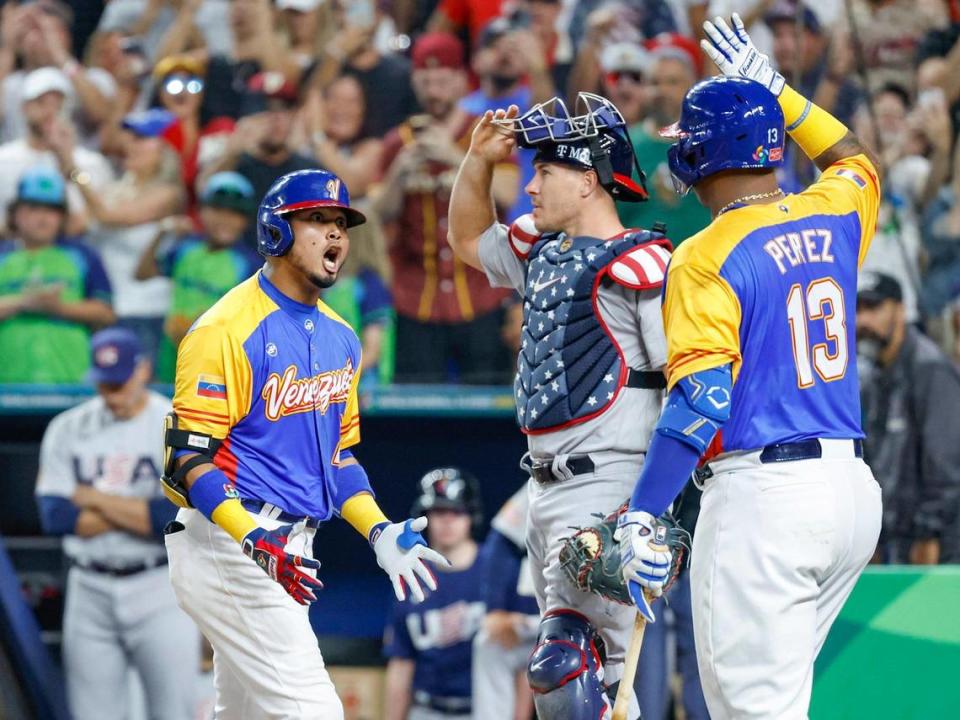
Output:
top-left (246, 71), bottom-right (299, 103)
top-left (644, 32), bottom-right (704, 78)
top-left (412, 32), bottom-right (465, 71)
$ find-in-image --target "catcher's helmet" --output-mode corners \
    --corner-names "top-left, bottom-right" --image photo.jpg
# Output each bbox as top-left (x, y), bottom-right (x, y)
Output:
top-left (660, 76), bottom-right (785, 195)
top-left (256, 169), bottom-right (366, 257)
top-left (411, 467), bottom-right (483, 529)
top-left (506, 92), bottom-right (648, 203)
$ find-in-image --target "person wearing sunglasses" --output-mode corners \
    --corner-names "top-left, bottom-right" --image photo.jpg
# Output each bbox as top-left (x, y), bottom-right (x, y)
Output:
top-left (151, 54), bottom-right (236, 216)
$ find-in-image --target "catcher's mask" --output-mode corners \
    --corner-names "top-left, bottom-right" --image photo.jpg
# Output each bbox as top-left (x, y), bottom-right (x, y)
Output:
top-left (495, 92), bottom-right (649, 203)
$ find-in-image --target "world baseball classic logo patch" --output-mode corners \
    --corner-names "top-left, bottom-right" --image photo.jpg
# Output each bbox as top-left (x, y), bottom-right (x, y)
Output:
top-left (196, 374), bottom-right (227, 399)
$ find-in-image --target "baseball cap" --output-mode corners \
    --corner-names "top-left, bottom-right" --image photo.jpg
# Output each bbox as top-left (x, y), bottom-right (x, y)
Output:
top-left (89, 327), bottom-right (143, 385)
top-left (201, 172), bottom-right (256, 214)
top-left (121, 108), bottom-right (176, 137)
top-left (152, 54), bottom-right (206, 82)
top-left (243, 72), bottom-right (299, 114)
top-left (477, 16), bottom-right (518, 49)
top-left (21, 67), bottom-right (72, 104)
top-left (644, 32), bottom-right (704, 77)
top-left (857, 272), bottom-right (903, 307)
top-left (764, 1), bottom-right (822, 34)
top-left (601, 43), bottom-right (650, 74)
top-left (15, 166), bottom-right (66, 209)
top-left (412, 32), bottom-right (465, 71)
top-left (276, 0), bottom-right (323, 10)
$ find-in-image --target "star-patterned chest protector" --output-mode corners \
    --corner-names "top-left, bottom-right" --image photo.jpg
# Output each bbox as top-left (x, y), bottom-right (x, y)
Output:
top-left (515, 230), bottom-right (671, 433)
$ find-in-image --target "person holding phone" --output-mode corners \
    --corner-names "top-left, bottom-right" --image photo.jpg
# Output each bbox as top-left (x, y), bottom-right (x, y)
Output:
top-left (373, 33), bottom-right (517, 384)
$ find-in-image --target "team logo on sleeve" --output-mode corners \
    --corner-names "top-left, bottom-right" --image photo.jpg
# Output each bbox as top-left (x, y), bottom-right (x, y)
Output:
top-left (261, 361), bottom-right (355, 420)
top-left (197, 375), bottom-right (227, 399)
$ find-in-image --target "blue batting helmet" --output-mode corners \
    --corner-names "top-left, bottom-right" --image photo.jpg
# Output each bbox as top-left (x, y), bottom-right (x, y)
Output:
top-left (660, 76), bottom-right (785, 194)
top-left (506, 92), bottom-right (648, 202)
top-left (256, 169), bottom-right (366, 257)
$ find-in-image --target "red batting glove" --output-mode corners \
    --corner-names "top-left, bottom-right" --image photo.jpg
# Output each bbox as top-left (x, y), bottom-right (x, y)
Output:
top-left (241, 525), bottom-right (323, 605)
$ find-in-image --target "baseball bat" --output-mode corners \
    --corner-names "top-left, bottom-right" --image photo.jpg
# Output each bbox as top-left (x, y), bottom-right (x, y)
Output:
top-left (611, 607), bottom-right (649, 720)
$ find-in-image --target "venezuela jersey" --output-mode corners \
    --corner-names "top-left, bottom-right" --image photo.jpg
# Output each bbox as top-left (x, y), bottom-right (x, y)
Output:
top-left (172, 270), bottom-right (362, 520)
top-left (662, 154), bottom-right (880, 455)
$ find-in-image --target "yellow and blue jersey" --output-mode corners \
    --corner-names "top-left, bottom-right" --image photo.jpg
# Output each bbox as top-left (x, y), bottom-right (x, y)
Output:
top-left (172, 270), bottom-right (362, 520)
top-left (663, 154), bottom-right (880, 456)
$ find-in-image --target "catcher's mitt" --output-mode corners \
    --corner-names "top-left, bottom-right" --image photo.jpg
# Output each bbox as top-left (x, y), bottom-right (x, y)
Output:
top-left (559, 502), bottom-right (690, 605)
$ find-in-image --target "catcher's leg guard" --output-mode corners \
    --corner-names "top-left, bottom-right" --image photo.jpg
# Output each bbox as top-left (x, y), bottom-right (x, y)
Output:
top-left (527, 609), bottom-right (610, 720)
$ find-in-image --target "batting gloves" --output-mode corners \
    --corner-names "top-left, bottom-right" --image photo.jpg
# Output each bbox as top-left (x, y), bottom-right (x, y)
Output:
top-left (702, 13), bottom-right (785, 97)
top-left (241, 524), bottom-right (324, 605)
top-left (370, 516), bottom-right (450, 603)
top-left (615, 511), bottom-right (672, 622)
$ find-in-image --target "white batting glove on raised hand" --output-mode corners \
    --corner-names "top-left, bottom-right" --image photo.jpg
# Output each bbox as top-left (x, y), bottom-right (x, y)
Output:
top-left (371, 516), bottom-right (450, 603)
top-left (702, 13), bottom-right (785, 96)
top-left (616, 510), bottom-right (672, 622)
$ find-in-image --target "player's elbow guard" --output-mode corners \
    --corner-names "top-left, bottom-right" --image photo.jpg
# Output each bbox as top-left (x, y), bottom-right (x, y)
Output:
top-left (656, 365), bottom-right (732, 455)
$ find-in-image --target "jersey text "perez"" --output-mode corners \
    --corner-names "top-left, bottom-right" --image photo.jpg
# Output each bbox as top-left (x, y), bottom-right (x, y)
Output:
top-left (763, 229), bottom-right (834, 275)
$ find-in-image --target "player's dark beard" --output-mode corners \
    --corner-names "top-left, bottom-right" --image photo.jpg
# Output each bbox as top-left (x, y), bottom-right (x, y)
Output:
top-left (307, 272), bottom-right (337, 289)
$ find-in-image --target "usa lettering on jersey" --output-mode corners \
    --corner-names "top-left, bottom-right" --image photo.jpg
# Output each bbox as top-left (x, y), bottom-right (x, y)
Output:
top-left (261, 360), bottom-right (355, 420)
top-left (405, 600), bottom-right (486, 651)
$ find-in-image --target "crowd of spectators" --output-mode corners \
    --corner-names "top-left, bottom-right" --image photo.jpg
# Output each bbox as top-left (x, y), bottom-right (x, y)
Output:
top-left (0, 0), bottom-right (958, 388)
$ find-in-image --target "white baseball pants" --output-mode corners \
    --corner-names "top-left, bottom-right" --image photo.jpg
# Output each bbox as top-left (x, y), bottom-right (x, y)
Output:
top-left (165, 507), bottom-right (343, 720)
top-left (690, 440), bottom-right (882, 719)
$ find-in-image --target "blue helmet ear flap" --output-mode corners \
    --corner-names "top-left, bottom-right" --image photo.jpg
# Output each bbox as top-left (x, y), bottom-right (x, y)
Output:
top-left (257, 208), bottom-right (294, 256)
top-left (667, 139), bottom-right (701, 196)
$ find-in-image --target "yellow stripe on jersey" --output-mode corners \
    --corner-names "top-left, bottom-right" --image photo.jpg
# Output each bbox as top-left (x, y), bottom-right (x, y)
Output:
top-left (173, 275), bottom-right (275, 438)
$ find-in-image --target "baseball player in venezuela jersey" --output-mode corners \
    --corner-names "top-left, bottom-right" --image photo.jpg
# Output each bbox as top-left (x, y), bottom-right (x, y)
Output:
top-left (160, 169), bottom-right (448, 719)
top-left (618, 15), bottom-right (883, 719)
top-left (449, 92), bottom-right (670, 720)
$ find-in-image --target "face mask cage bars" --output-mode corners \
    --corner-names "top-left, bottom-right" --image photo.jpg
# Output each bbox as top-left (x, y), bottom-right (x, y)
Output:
top-left (491, 92), bottom-right (627, 146)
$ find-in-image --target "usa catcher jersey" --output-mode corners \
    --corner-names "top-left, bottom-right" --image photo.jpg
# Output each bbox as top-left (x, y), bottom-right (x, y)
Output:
top-left (664, 154), bottom-right (880, 455)
top-left (478, 224), bottom-right (667, 459)
top-left (173, 270), bottom-right (362, 520)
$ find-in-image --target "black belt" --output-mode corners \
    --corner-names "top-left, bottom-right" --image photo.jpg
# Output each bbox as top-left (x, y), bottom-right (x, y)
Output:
top-left (413, 690), bottom-right (471, 715)
top-left (529, 454), bottom-right (595, 484)
top-left (71, 557), bottom-right (168, 577)
top-left (695, 439), bottom-right (864, 484)
top-left (626, 368), bottom-right (666, 389)
top-left (241, 499), bottom-right (324, 528)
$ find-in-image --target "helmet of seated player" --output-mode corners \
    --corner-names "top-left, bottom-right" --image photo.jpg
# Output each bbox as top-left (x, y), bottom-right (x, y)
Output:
top-left (410, 467), bottom-right (484, 531)
top-left (660, 76), bottom-right (785, 195)
top-left (256, 169), bottom-right (366, 257)
top-left (509, 92), bottom-right (649, 203)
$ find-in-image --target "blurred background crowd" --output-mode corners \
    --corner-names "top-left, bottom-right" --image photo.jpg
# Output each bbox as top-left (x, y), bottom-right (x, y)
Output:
top-left (1, 0), bottom-right (958, 391)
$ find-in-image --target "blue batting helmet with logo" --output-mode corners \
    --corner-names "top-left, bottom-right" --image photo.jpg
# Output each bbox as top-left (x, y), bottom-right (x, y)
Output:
top-left (660, 76), bottom-right (785, 194)
top-left (256, 169), bottom-right (366, 257)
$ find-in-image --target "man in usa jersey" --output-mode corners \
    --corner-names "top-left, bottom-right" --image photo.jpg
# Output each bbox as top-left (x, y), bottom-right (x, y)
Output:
top-left (617, 14), bottom-right (883, 719)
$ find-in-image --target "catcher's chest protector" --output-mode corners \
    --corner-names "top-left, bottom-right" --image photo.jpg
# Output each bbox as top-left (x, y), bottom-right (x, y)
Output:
top-left (516, 230), bottom-right (669, 433)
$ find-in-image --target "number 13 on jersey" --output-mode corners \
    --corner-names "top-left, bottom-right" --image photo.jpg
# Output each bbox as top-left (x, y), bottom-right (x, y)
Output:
top-left (786, 277), bottom-right (848, 388)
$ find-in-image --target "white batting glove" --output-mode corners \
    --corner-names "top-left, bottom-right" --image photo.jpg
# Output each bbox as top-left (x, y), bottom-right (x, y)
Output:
top-left (370, 516), bottom-right (450, 603)
top-left (616, 510), bottom-right (672, 622)
top-left (702, 13), bottom-right (785, 96)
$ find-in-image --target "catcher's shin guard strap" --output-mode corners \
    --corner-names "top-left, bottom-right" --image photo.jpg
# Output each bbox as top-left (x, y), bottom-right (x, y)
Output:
top-left (527, 610), bottom-right (610, 720)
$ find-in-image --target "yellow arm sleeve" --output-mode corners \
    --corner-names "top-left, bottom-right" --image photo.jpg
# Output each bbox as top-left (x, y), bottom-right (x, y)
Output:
top-left (778, 84), bottom-right (848, 161)
top-left (341, 492), bottom-right (389, 540)
top-left (210, 498), bottom-right (259, 544)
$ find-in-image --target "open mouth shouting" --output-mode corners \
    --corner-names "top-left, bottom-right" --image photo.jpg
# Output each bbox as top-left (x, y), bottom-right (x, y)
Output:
top-left (322, 243), bottom-right (343, 275)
